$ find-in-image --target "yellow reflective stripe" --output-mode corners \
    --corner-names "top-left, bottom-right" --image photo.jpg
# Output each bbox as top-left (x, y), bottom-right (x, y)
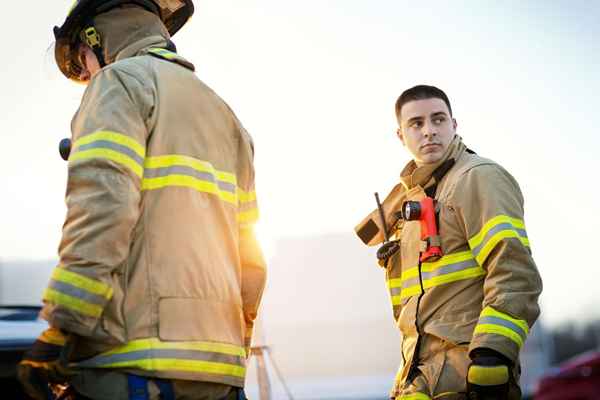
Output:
top-left (50, 268), bottom-right (112, 299)
top-left (423, 267), bottom-right (485, 288)
top-left (39, 328), bottom-right (66, 346)
top-left (388, 267), bottom-right (421, 302)
top-left (387, 278), bottom-right (402, 289)
top-left (99, 358), bottom-right (245, 377)
top-left (144, 155), bottom-right (237, 185)
top-left (401, 266), bottom-right (419, 281)
top-left (480, 306), bottom-right (529, 335)
top-left (468, 215), bottom-right (529, 265)
top-left (468, 364), bottom-right (509, 386)
top-left (237, 189), bottom-right (256, 203)
top-left (73, 131), bottom-right (145, 159)
top-left (475, 230), bottom-right (528, 266)
top-left (386, 266), bottom-right (419, 290)
top-left (468, 215), bottom-right (525, 249)
top-left (390, 295), bottom-right (402, 306)
top-left (102, 338), bottom-right (246, 358)
top-left (474, 324), bottom-right (524, 348)
top-left (423, 267), bottom-right (485, 289)
top-left (398, 284), bottom-right (422, 300)
top-left (143, 155), bottom-right (238, 204)
top-left (399, 393), bottom-right (431, 400)
top-left (70, 149), bottom-right (144, 178)
top-left (142, 175), bottom-right (237, 204)
top-left (421, 250), bottom-right (474, 272)
top-left (148, 48), bottom-right (178, 60)
top-left (474, 306), bottom-right (529, 347)
top-left (50, 268), bottom-right (113, 299)
top-left (43, 288), bottom-right (104, 318)
top-left (238, 208), bottom-right (259, 224)
top-left (83, 338), bottom-right (247, 377)
top-left (386, 251), bottom-right (487, 306)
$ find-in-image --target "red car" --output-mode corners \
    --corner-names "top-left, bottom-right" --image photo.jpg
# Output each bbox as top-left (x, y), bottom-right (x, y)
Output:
top-left (535, 351), bottom-right (600, 399)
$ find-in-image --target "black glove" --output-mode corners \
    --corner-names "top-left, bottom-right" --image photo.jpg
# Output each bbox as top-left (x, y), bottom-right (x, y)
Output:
top-left (17, 327), bottom-right (74, 400)
top-left (467, 348), bottom-right (512, 400)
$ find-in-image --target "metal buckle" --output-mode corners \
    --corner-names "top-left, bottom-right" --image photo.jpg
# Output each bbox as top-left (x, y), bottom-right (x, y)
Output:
top-left (80, 27), bottom-right (101, 48)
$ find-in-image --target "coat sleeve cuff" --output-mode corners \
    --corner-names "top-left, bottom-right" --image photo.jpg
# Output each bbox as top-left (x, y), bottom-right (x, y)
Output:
top-left (42, 266), bottom-right (113, 336)
top-left (469, 306), bottom-right (529, 363)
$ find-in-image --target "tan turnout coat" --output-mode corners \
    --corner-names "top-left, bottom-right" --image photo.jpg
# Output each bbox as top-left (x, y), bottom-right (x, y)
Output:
top-left (356, 136), bottom-right (542, 399)
top-left (41, 8), bottom-right (266, 391)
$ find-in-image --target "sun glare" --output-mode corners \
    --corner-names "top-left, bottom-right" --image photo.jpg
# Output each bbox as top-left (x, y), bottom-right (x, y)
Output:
top-left (254, 220), bottom-right (277, 262)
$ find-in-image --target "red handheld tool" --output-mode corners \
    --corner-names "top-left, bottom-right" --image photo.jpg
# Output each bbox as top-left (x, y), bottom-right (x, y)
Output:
top-left (401, 197), bottom-right (442, 262)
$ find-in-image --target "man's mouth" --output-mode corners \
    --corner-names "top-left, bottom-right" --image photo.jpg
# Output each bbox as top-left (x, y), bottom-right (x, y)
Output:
top-left (421, 143), bottom-right (441, 153)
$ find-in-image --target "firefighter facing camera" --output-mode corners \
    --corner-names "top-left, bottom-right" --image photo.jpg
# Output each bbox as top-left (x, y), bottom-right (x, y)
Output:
top-left (19, 1), bottom-right (266, 399)
top-left (356, 85), bottom-right (542, 399)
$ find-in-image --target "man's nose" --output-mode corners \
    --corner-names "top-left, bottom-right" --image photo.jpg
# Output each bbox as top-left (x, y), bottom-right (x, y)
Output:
top-left (423, 122), bottom-right (438, 138)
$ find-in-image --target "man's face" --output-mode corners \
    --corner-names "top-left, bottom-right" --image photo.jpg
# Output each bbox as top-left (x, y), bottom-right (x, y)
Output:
top-left (397, 98), bottom-right (457, 165)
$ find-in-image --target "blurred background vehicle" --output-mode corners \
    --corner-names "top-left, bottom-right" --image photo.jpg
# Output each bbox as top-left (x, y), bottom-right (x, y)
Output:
top-left (0, 261), bottom-right (52, 399)
top-left (535, 351), bottom-right (600, 400)
top-left (0, 305), bottom-right (48, 399)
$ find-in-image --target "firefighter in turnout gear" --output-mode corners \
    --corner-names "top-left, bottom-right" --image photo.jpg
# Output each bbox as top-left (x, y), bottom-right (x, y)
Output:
top-left (18, 1), bottom-right (266, 399)
top-left (355, 85), bottom-right (542, 400)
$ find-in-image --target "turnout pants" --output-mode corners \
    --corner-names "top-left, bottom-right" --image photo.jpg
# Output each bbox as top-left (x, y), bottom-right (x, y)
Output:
top-left (391, 335), bottom-right (521, 400)
top-left (70, 369), bottom-right (245, 400)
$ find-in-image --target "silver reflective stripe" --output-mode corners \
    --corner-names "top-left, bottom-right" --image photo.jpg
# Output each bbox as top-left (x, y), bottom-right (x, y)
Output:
top-left (478, 316), bottom-right (527, 341)
top-left (401, 277), bottom-right (420, 290)
top-left (76, 141), bottom-right (145, 166)
top-left (77, 348), bottom-right (242, 368)
top-left (48, 280), bottom-right (108, 306)
top-left (422, 258), bottom-right (479, 280)
top-left (390, 287), bottom-right (402, 297)
top-left (144, 165), bottom-right (236, 194)
top-left (472, 223), bottom-right (526, 257)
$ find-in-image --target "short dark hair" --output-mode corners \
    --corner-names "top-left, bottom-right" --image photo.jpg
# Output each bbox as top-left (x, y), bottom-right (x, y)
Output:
top-left (395, 85), bottom-right (453, 120)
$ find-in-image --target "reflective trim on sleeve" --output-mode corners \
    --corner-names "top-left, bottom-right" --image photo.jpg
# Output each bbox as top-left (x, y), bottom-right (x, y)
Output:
top-left (387, 251), bottom-right (484, 304)
top-left (468, 215), bottom-right (530, 265)
top-left (43, 267), bottom-right (113, 318)
top-left (143, 155), bottom-right (237, 204)
top-left (473, 306), bottom-right (529, 348)
top-left (75, 338), bottom-right (246, 380)
top-left (237, 207), bottom-right (259, 225)
top-left (70, 131), bottom-right (146, 178)
top-left (237, 189), bottom-right (259, 226)
top-left (399, 393), bottom-right (431, 400)
top-left (468, 364), bottom-right (509, 386)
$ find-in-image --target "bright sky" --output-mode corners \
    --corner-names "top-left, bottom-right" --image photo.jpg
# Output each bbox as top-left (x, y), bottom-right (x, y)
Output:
top-left (1, 1), bottom-right (599, 327)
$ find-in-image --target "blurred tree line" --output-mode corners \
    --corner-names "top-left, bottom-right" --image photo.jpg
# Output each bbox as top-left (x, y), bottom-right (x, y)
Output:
top-left (550, 318), bottom-right (600, 364)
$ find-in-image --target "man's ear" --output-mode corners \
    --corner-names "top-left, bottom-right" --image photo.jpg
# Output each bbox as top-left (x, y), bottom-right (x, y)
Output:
top-left (452, 118), bottom-right (458, 131)
top-left (396, 128), bottom-right (405, 145)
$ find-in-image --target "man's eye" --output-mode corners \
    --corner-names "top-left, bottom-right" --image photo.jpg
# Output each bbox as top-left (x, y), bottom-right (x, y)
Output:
top-left (411, 121), bottom-right (423, 128)
top-left (433, 117), bottom-right (445, 124)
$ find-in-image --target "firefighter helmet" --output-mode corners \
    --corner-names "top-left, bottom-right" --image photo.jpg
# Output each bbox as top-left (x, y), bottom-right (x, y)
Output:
top-left (53, 0), bottom-right (194, 81)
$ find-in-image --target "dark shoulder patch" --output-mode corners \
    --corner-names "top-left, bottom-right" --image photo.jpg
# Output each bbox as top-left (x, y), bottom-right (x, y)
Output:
top-left (357, 218), bottom-right (379, 245)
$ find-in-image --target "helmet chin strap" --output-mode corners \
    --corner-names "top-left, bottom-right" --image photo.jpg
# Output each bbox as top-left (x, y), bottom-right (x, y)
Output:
top-left (80, 24), bottom-right (106, 67)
